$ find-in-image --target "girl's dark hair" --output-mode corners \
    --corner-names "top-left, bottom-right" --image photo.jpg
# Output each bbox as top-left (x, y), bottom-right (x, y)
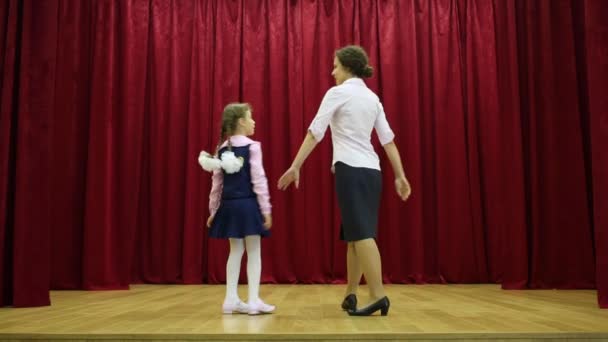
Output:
top-left (217, 102), bottom-right (251, 153)
top-left (335, 45), bottom-right (373, 78)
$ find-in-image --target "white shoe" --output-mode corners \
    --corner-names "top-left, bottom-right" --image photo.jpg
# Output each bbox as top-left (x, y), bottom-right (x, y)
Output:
top-left (248, 298), bottom-right (275, 315)
top-left (222, 300), bottom-right (249, 314)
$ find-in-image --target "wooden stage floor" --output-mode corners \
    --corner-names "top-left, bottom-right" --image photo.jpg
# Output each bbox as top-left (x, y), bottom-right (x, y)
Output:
top-left (1, 284), bottom-right (607, 341)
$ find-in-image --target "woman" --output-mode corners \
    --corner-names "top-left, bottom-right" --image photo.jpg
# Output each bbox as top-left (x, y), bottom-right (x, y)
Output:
top-left (277, 45), bottom-right (411, 316)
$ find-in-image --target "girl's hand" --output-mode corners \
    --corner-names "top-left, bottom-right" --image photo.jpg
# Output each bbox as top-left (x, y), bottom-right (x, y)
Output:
top-left (263, 214), bottom-right (272, 230)
top-left (277, 166), bottom-right (300, 190)
top-left (395, 177), bottom-right (411, 201)
top-left (206, 216), bottom-right (214, 228)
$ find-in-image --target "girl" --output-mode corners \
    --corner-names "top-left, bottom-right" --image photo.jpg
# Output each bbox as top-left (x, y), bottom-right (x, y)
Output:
top-left (199, 103), bottom-right (275, 315)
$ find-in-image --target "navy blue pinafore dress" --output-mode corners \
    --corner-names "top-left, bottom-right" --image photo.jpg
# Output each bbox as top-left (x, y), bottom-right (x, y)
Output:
top-left (209, 145), bottom-right (270, 239)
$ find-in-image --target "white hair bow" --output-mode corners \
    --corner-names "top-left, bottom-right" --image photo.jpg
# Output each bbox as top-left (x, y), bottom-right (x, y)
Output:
top-left (198, 150), bottom-right (244, 174)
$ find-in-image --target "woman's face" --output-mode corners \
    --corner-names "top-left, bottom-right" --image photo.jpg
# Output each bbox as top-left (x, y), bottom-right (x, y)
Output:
top-left (239, 110), bottom-right (255, 136)
top-left (331, 56), bottom-right (351, 85)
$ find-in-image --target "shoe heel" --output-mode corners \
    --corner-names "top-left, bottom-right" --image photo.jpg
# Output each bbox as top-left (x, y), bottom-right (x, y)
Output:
top-left (380, 306), bottom-right (389, 316)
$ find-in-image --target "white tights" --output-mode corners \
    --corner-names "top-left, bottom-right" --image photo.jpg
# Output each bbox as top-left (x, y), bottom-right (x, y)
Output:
top-left (224, 235), bottom-right (261, 304)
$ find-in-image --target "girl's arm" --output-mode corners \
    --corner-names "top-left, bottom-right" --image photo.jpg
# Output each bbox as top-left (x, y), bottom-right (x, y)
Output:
top-left (249, 143), bottom-right (272, 214)
top-left (250, 143), bottom-right (272, 228)
top-left (208, 168), bottom-right (223, 217)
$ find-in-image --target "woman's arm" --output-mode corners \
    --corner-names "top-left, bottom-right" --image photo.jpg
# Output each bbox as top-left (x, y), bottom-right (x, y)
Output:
top-left (277, 131), bottom-right (319, 190)
top-left (382, 141), bottom-right (411, 201)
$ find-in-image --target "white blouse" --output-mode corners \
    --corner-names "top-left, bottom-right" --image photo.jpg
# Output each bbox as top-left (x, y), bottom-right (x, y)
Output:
top-left (308, 78), bottom-right (395, 171)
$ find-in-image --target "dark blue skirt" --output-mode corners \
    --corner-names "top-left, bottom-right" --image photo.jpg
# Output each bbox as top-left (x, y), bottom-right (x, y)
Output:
top-left (209, 197), bottom-right (270, 239)
top-left (335, 162), bottom-right (382, 241)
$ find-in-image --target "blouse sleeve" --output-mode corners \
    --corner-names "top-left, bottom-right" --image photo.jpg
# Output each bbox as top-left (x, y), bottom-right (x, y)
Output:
top-left (374, 102), bottom-right (395, 145)
top-left (308, 87), bottom-right (347, 142)
top-left (249, 142), bottom-right (272, 215)
top-left (208, 168), bottom-right (223, 216)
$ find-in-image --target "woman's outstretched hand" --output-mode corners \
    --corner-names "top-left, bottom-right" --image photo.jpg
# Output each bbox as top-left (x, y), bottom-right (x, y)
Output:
top-left (395, 177), bottom-right (411, 201)
top-left (277, 166), bottom-right (300, 190)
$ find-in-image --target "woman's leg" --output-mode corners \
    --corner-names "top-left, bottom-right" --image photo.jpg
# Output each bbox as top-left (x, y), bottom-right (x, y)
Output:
top-left (345, 242), bottom-right (363, 296)
top-left (353, 238), bottom-right (386, 302)
top-left (225, 238), bottom-right (245, 304)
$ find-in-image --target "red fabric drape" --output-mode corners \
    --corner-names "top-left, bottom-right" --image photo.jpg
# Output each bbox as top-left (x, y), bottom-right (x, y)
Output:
top-left (0, 0), bottom-right (606, 308)
top-left (582, 0), bottom-right (608, 309)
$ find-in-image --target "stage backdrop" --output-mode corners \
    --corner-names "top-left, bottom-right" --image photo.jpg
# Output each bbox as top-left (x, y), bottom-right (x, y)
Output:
top-left (1, 0), bottom-right (606, 308)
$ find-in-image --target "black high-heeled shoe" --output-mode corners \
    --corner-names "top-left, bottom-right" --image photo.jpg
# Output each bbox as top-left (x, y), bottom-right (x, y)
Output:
top-left (341, 294), bottom-right (357, 311)
top-left (347, 296), bottom-right (390, 316)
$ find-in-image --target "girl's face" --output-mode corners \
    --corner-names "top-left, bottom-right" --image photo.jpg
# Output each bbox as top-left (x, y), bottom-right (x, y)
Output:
top-left (331, 56), bottom-right (352, 85)
top-left (239, 110), bottom-right (255, 136)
